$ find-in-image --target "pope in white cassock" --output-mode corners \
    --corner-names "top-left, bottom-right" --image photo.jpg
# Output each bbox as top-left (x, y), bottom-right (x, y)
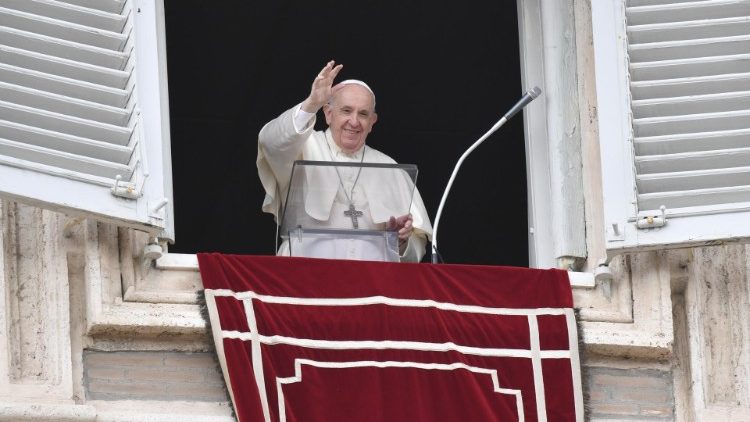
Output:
top-left (257, 60), bottom-right (433, 262)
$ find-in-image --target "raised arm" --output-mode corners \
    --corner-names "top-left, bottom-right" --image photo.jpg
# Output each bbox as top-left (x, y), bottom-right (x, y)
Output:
top-left (301, 60), bottom-right (343, 113)
top-left (259, 60), bottom-right (344, 158)
top-left (257, 61), bottom-right (343, 218)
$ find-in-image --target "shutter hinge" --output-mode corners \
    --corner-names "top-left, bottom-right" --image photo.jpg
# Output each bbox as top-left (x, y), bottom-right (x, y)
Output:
top-left (149, 198), bottom-right (169, 219)
top-left (636, 205), bottom-right (667, 229)
top-left (111, 175), bottom-right (142, 199)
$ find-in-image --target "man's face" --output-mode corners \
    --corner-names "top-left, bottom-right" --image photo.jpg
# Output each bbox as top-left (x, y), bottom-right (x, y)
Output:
top-left (324, 85), bottom-right (378, 153)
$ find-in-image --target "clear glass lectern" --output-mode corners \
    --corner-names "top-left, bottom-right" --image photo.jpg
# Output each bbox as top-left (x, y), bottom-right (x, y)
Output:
top-left (280, 160), bottom-right (418, 262)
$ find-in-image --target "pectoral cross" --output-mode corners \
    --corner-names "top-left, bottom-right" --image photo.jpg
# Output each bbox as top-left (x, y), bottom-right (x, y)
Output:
top-left (343, 203), bottom-right (363, 228)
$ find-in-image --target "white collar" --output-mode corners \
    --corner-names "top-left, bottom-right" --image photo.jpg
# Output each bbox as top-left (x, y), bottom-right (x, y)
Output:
top-left (324, 129), bottom-right (365, 160)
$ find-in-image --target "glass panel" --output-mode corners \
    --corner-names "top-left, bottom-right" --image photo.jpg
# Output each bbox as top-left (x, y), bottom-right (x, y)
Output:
top-left (280, 160), bottom-right (418, 261)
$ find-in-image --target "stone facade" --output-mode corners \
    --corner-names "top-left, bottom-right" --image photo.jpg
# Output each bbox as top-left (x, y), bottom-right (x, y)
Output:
top-left (0, 201), bottom-right (233, 421)
top-left (585, 364), bottom-right (674, 420)
top-left (83, 351), bottom-right (226, 402)
top-left (3, 199), bottom-right (750, 421)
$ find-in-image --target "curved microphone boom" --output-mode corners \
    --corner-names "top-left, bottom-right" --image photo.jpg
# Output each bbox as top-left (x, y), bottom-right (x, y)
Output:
top-left (431, 86), bottom-right (542, 263)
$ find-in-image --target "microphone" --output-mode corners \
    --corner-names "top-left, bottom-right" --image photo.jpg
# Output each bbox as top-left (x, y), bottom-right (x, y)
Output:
top-left (503, 86), bottom-right (542, 122)
top-left (431, 86), bottom-right (542, 263)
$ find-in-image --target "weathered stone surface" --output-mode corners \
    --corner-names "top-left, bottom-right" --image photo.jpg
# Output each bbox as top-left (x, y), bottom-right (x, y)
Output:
top-left (674, 244), bottom-right (750, 420)
top-left (586, 364), bottom-right (674, 420)
top-left (83, 351), bottom-right (227, 402)
top-left (1, 202), bottom-right (73, 400)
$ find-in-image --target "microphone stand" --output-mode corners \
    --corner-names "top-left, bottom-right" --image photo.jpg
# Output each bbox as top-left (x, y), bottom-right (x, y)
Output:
top-left (431, 87), bottom-right (542, 263)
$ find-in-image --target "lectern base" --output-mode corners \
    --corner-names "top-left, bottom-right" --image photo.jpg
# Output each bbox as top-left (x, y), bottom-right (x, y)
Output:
top-left (286, 228), bottom-right (400, 262)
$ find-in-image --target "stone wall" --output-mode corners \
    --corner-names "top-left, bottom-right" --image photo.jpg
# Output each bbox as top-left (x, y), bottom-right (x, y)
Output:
top-left (0, 200), bottom-right (682, 420)
top-left (0, 176), bottom-right (750, 422)
top-left (2, 198), bottom-right (750, 421)
top-left (84, 351), bottom-right (227, 402)
top-left (0, 201), bottom-right (234, 421)
top-left (585, 363), bottom-right (674, 420)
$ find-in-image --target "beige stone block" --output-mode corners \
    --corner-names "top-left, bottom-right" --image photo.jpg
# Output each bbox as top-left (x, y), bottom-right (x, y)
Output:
top-left (619, 389), bottom-right (672, 403)
top-left (164, 354), bottom-right (217, 369)
top-left (589, 402), bottom-right (640, 416)
top-left (166, 382), bottom-right (228, 401)
top-left (86, 367), bottom-right (126, 380)
top-left (88, 381), bottom-right (167, 396)
top-left (590, 373), bottom-right (667, 389)
top-left (126, 368), bottom-right (207, 383)
top-left (639, 405), bottom-right (673, 417)
top-left (85, 352), bottom-right (165, 368)
top-left (202, 368), bottom-right (225, 383)
top-left (587, 389), bottom-right (607, 402)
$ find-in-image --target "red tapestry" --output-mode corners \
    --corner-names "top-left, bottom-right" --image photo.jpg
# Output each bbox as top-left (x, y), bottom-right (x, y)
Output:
top-left (198, 254), bottom-right (583, 422)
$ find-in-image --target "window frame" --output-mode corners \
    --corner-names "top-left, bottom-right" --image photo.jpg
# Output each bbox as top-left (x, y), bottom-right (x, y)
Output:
top-left (517, 0), bottom-right (589, 269)
top-left (153, 0), bottom-right (595, 285)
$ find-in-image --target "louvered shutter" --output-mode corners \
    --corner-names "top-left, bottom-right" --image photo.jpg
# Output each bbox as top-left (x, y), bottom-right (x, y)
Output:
top-left (592, 0), bottom-right (750, 255)
top-left (0, 0), bottom-right (173, 238)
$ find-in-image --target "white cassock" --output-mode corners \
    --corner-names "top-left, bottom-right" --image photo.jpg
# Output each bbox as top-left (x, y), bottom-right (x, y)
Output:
top-left (257, 103), bottom-right (433, 262)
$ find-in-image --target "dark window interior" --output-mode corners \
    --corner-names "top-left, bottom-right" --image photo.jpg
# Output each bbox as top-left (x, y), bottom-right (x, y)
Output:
top-left (164, 0), bottom-right (528, 266)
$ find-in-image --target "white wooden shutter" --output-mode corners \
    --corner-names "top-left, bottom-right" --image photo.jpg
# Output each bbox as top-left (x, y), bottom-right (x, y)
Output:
top-left (0, 0), bottom-right (173, 238)
top-left (592, 0), bottom-right (750, 255)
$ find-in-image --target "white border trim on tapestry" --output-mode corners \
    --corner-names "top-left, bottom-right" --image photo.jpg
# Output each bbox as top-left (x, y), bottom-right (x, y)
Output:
top-left (276, 359), bottom-right (526, 422)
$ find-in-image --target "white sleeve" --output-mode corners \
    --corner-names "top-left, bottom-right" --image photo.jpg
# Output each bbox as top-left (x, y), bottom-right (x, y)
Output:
top-left (399, 233), bottom-right (427, 263)
top-left (257, 104), bottom-right (316, 219)
top-left (293, 105), bottom-right (316, 133)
